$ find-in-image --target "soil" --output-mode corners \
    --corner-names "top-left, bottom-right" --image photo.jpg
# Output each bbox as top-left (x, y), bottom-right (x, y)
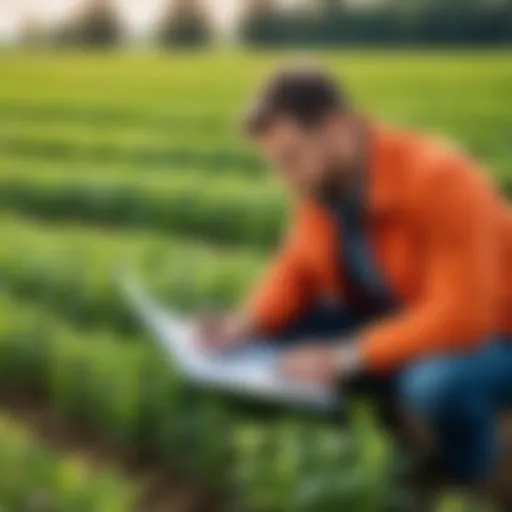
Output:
top-left (5, 394), bottom-right (512, 512)
top-left (0, 395), bottom-right (222, 512)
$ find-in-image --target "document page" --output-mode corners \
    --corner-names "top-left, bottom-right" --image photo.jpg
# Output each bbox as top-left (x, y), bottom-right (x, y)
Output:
top-left (123, 278), bottom-right (340, 413)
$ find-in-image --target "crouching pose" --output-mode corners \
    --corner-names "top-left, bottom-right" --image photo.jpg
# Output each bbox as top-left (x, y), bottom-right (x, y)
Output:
top-left (194, 65), bottom-right (512, 509)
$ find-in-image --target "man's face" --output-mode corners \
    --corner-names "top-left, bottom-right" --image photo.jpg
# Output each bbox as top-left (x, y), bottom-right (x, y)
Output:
top-left (254, 117), bottom-right (350, 198)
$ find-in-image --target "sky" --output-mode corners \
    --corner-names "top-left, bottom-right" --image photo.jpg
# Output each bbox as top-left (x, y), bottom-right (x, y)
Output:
top-left (0, 0), bottom-right (296, 41)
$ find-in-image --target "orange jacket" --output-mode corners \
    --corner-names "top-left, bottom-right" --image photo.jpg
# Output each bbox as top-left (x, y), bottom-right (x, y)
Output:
top-left (248, 125), bottom-right (512, 373)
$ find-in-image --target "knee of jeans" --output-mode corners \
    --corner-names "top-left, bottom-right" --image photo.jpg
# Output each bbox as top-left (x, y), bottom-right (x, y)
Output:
top-left (399, 361), bottom-right (471, 426)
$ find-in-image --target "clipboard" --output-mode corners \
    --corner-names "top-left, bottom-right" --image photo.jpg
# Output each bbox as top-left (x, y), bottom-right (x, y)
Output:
top-left (122, 278), bottom-right (341, 415)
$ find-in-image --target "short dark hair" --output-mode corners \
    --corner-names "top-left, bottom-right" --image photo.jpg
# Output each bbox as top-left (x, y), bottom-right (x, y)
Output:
top-left (242, 64), bottom-right (348, 136)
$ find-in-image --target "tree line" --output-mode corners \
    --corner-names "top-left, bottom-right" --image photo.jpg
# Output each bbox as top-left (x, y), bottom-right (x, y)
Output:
top-left (22, 0), bottom-right (512, 48)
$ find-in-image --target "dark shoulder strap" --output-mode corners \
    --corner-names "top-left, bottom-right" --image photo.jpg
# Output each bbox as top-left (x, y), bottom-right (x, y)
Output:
top-left (333, 170), bottom-right (396, 314)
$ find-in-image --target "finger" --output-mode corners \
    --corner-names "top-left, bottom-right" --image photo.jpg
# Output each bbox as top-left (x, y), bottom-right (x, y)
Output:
top-left (197, 316), bottom-right (219, 334)
top-left (278, 353), bottom-right (305, 379)
top-left (197, 331), bottom-right (222, 352)
top-left (193, 326), bottom-right (219, 350)
top-left (191, 325), bottom-right (204, 345)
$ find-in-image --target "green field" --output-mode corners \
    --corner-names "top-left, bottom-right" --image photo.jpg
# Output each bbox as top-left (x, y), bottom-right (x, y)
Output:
top-left (0, 50), bottom-right (511, 511)
top-left (0, 412), bottom-right (136, 510)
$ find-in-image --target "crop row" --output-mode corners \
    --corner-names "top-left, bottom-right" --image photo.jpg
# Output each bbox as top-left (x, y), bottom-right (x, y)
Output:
top-left (3, 120), bottom-right (246, 153)
top-left (3, 166), bottom-right (512, 252)
top-left (0, 155), bottom-right (262, 182)
top-left (3, 127), bottom-right (509, 181)
top-left (0, 216), bottom-right (265, 333)
top-left (0, 297), bottom-right (391, 511)
top-left (0, 169), bottom-right (285, 247)
top-left (1, 101), bottom-right (233, 133)
top-left (0, 299), bottom-right (232, 488)
top-left (0, 133), bottom-right (264, 173)
top-left (0, 413), bottom-right (136, 511)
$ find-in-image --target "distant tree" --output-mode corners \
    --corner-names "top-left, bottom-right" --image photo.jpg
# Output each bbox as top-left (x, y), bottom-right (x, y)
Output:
top-left (158, 0), bottom-right (212, 47)
top-left (318, 0), bottom-right (344, 16)
top-left (80, 0), bottom-right (121, 46)
top-left (53, 20), bottom-right (76, 46)
top-left (316, 0), bottom-right (346, 45)
top-left (20, 14), bottom-right (48, 47)
top-left (54, 0), bottom-right (121, 47)
top-left (239, 0), bottom-right (283, 45)
top-left (398, 0), bottom-right (512, 45)
top-left (239, 0), bottom-right (512, 47)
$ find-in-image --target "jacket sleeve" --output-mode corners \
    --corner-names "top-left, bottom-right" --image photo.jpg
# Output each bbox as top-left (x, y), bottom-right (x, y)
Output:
top-left (359, 156), bottom-right (498, 373)
top-left (246, 209), bottom-right (317, 335)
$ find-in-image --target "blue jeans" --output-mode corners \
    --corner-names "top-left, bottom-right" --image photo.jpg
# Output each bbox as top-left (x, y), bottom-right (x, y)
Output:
top-left (280, 306), bottom-right (512, 484)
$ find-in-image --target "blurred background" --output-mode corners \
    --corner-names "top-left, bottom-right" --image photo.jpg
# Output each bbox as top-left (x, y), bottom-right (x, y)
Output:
top-left (0, 1), bottom-right (510, 511)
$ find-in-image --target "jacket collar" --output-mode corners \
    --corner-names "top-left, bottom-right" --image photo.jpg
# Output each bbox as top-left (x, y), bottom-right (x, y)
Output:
top-left (301, 121), bottom-right (405, 221)
top-left (366, 122), bottom-right (405, 218)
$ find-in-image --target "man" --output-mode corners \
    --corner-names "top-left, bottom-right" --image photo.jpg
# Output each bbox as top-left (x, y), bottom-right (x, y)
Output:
top-left (194, 65), bottom-right (512, 505)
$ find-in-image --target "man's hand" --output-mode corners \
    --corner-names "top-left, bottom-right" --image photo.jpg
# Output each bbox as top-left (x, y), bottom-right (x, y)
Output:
top-left (279, 342), bottom-right (361, 385)
top-left (192, 311), bottom-right (255, 353)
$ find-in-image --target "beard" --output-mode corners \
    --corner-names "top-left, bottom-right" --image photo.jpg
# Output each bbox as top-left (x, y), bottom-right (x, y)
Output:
top-left (308, 159), bottom-right (351, 205)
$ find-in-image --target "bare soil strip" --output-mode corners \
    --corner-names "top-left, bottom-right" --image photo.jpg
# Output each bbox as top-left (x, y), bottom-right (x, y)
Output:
top-left (0, 396), bottom-right (220, 512)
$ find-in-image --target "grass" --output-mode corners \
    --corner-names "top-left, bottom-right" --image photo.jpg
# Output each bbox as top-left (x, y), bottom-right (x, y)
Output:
top-left (0, 48), bottom-right (510, 510)
top-left (0, 167), bottom-right (285, 246)
top-left (0, 412), bottom-right (136, 510)
top-left (0, 214), bottom-right (264, 332)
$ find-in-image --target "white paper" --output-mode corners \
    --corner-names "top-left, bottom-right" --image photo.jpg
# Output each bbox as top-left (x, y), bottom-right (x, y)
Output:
top-left (122, 278), bottom-right (340, 413)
